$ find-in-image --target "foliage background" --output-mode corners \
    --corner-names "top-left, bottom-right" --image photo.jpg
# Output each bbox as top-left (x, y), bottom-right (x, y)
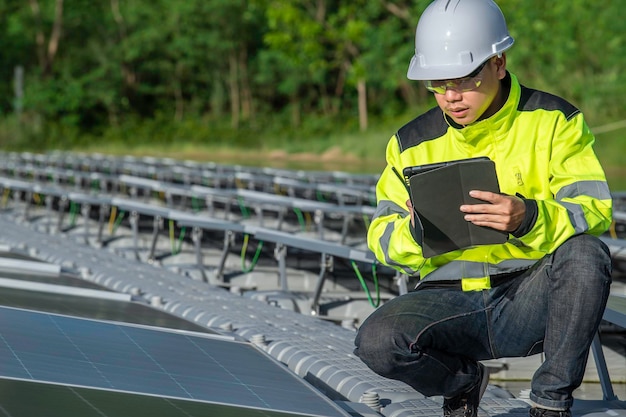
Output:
top-left (0, 1), bottom-right (623, 185)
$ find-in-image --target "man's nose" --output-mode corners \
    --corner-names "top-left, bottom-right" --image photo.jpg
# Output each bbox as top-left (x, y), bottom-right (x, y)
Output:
top-left (443, 87), bottom-right (463, 100)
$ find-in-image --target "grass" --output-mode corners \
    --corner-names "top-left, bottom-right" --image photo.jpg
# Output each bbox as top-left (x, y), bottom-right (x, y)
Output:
top-left (72, 119), bottom-right (626, 191)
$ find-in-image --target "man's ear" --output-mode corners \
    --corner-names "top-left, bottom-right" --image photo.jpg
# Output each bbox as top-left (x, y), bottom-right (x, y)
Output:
top-left (495, 53), bottom-right (507, 80)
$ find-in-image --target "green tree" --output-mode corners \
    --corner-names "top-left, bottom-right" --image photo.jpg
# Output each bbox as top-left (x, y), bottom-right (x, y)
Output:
top-left (501, 1), bottom-right (626, 123)
top-left (0, 0), bottom-right (623, 152)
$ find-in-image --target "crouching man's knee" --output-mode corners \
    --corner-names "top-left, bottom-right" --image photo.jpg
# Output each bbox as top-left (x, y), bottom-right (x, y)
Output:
top-left (551, 234), bottom-right (612, 288)
top-left (353, 320), bottom-right (410, 378)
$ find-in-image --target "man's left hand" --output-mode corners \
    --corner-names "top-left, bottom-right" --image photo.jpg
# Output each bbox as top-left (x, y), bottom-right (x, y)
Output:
top-left (460, 190), bottom-right (525, 233)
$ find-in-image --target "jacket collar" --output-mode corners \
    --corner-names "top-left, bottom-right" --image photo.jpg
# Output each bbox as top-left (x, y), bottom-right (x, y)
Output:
top-left (445, 71), bottom-right (520, 146)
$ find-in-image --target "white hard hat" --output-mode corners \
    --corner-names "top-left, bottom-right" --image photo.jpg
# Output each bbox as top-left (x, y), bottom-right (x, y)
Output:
top-left (407, 0), bottom-right (514, 81)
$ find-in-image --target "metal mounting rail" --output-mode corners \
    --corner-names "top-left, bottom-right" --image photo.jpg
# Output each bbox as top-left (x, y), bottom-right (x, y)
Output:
top-left (173, 212), bottom-right (246, 283)
top-left (591, 294), bottom-right (626, 401)
top-left (244, 226), bottom-right (376, 315)
top-left (109, 197), bottom-right (174, 261)
top-left (236, 188), bottom-right (374, 243)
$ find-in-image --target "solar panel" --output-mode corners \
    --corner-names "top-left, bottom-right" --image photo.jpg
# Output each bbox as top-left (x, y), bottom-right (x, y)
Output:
top-left (0, 284), bottom-right (211, 333)
top-left (0, 306), bottom-right (350, 417)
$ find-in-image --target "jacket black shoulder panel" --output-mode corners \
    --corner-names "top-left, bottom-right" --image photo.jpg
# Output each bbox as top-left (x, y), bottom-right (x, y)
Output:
top-left (395, 107), bottom-right (447, 153)
top-left (518, 84), bottom-right (580, 121)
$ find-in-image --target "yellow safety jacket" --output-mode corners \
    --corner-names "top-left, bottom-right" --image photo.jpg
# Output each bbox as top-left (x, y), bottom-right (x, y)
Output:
top-left (368, 72), bottom-right (613, 291)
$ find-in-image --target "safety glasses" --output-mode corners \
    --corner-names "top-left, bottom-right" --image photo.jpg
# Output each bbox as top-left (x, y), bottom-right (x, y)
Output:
top-left (423, 60), bottom-right (488, 94)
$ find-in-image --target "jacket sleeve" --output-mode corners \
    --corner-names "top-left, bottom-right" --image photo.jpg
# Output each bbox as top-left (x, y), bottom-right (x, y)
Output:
top-left (515, 113), bottom-right (613, 253)
top-left (367, 136), bottom-right (426, 275)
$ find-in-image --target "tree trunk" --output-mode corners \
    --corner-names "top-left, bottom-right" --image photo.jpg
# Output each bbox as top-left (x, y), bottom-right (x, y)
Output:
top-left (110, 0), bottom-right (137, 89)
top-left (229, 51), bottom-right (240, 129)
top-left (210, 73), bottom-right (225, 117)
top-left (30, 0), bottom-right (64, 77)
top-left (239, 47), bottom-right (252, 122)
top-left (398, 80), bottom-right (425, 107)
top-left (174, 62), bottom-right (184, 122)
top-left (110, 0), bottom-right (137, 122)
top-left (381, 2), bottom-right (411, 21)
top-left (333, 63), bottom-right (346, 115)
top-left (47, 0), bottom-right (63, 70)
top-left (357, 78), bottom-right (368, 131)
top-left (290, 95), bottom-right (301, 128)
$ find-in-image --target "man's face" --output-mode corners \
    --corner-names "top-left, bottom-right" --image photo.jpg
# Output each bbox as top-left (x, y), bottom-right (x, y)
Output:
top-left (430, 56), bottom-right (507, 125)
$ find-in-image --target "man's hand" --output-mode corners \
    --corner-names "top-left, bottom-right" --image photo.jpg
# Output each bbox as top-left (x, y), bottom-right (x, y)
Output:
top-left (460, 190), bottom-right (525, 233)
top-left (406, 199), bottom-right (415, 227)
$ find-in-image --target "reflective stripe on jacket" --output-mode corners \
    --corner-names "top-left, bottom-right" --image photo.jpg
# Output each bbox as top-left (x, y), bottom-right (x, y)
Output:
top-left (367, 72), bottom-right (613, 291)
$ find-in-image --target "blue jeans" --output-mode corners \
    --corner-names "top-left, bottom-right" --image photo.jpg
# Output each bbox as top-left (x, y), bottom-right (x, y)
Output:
top-left (354, 234), bottom-right (612, 410)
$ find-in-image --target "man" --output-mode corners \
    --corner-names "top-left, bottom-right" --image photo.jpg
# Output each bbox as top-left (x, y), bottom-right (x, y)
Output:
top-left (353, 1), bottom-right (613, 417)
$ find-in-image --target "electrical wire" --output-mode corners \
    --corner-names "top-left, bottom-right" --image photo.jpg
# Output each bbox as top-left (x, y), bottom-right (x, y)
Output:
top-left (168, 219), bottom-right (186, 255)
top-left (241, 234), bottom-right (263, 273)
top-left (237, 197), bottom-right (250, 218)
top-left (292, 207), bottom-right (306, 232)
top-left (351, 260), bottom-right (380, 308)
top-left (609, 220), bottom-right (617, 239)
top-left (69, 201), bottom-right (78, 226)
top-left (108, 206), bottom-right (126, 234)
top-left (1, 188), bottom-right (10, 208)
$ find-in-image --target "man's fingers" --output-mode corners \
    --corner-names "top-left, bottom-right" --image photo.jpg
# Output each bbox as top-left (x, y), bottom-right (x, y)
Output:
top-left (468, 189), bottom-right (500, 202)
